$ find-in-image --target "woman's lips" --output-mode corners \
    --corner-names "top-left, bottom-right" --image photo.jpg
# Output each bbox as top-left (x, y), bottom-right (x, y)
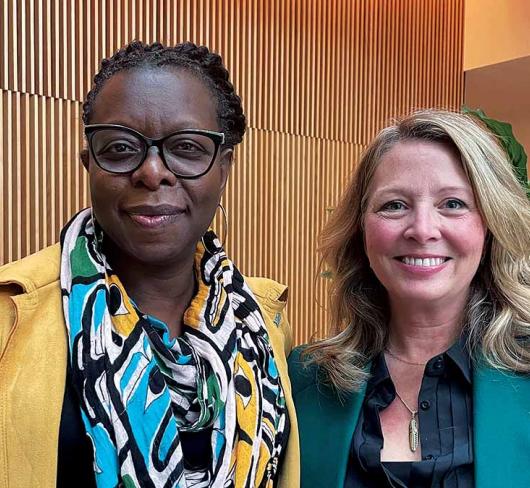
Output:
top-left (124, 204), bottom-right (186, 228)
top-left (127, 213), bottom-right (183, 228)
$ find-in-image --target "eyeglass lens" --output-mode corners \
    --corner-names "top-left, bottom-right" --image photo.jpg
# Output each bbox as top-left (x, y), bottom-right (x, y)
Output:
top-left (90, 128), bottom-right (217, 176)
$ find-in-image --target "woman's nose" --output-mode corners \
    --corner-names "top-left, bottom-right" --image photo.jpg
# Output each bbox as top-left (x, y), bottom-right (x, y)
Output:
top-left (402, 207), bottom-right (442, 243)
top-left (130, 146), bottom-right (178, 190)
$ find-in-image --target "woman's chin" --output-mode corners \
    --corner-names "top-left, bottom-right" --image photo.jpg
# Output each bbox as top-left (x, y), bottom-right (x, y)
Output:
top-left (105, 237), bottom-right (195, 269)
top-left (388, 286), bottom-right (464, 308)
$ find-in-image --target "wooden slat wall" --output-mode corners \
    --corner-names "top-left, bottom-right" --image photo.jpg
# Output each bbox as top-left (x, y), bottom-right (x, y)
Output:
top-left (0, 0), bottom-right (464, 344)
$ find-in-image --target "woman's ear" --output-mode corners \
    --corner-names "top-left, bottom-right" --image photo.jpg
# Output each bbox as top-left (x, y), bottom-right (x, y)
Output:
top-left (80, 148), bottom-right (89, 170)
top-left (218, 148), bottom-right (234, 192)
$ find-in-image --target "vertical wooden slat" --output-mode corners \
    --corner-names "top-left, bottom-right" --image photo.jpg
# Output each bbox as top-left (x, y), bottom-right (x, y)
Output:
top-left (10, 0), bottom-right (18, 91)
top-left (19, 0), bottom-right (27, 92)
top-left (21, 93), bottom-right (30, 256)
top-left (6, 92), bottom-right (13, 262)
top-left (1, 1), bottom-right (7, 89)
top-left (0, 93), bottom-right (4, 264)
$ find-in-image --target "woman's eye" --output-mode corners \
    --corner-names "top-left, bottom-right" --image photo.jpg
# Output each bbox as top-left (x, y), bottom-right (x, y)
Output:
top-left (111, 143), bottom-right (136, 153)
top-left (102, 141), bottom-right (139, 154)
top-left (443, 198), bottom-right (466, 210)
top-left (173, 141), bottom-right (203, 152)
top-left (380, 200), bottom-right (406, 211)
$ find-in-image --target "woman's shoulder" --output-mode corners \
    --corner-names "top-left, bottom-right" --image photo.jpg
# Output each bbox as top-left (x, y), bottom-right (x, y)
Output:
top-left (288, 345), bottom-right (321, 395)
top-left (0, 244), bottom-right (63, 350)
top-left (245, 276), bottom-right (292, 356)
top-left (0, 243), bottom-right (61, 292)
top-left (245, 276), bottom-right (288, 308)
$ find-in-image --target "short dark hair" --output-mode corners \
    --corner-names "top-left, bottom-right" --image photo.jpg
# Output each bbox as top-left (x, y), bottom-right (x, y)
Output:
top-left (82, 40), bottom-right (246, 148)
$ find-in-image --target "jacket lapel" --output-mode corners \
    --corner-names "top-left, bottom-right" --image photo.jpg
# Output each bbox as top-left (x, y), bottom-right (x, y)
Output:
top-left (474, 364), bottom-right (530, 488)
top-left (295, 379), bottom-right (367, 487)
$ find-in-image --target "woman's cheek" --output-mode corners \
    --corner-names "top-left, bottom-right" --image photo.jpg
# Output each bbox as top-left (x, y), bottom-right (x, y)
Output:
top-left (364, 215), bottom-right (401, 254)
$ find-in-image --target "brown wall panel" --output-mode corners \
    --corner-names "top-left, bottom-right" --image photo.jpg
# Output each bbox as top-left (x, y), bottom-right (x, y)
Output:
top-left (1, 0), bottom-right (464, 344)
top-left (0, 91), bottom-right (88, 264)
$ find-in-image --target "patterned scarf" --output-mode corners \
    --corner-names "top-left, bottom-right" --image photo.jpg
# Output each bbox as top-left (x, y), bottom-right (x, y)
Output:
top-left (60, 209), bottom-right (287, 487)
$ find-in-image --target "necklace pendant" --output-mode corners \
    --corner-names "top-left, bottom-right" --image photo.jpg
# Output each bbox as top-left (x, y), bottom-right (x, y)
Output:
top-left (409, 412), bottom-right (419, 452)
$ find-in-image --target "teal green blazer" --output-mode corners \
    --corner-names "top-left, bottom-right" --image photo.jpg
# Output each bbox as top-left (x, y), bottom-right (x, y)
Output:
top-left (288, 346), bottom-right (530, 488)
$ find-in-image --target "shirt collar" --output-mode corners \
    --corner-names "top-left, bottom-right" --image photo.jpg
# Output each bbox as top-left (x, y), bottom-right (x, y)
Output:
top-left (444, 334), bottom-right (472, 384)
top-left (367, 334), bottom-right (472, 395)
top-left (365, 352), bottom-right (393, 400)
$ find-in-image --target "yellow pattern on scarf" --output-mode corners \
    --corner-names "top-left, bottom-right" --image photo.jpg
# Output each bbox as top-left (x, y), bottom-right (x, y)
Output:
top-left (106, 274), bottom-right (139, 336)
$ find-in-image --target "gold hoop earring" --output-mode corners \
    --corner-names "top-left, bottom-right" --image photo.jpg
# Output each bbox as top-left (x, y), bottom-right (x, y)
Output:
top-left (201, 203), bottom-right (229, 252)
top-left (217, 203), bottom-right (228, 247)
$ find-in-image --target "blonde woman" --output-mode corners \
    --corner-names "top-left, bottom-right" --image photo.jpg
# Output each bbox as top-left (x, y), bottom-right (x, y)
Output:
top-left (289, 110), bottom-right (530, 488)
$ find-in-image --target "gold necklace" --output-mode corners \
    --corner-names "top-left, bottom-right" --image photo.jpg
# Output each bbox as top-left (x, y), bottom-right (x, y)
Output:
top-left (385, 348), bottom-right (427, 366)
top-left (393, 389), bottom-right (420, 452)
top-left (385, 350), bottom-right (422, 452)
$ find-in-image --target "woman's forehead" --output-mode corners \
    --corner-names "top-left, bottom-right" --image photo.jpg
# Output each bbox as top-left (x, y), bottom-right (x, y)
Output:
top-left (89, 68), bottom-right (220, 133)
top-left (375, 140), bottom-right (465, 179)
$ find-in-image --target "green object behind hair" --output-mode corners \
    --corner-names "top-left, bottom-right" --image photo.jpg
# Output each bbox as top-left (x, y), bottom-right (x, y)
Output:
top-left (462, 107), bottom-right (530, 199)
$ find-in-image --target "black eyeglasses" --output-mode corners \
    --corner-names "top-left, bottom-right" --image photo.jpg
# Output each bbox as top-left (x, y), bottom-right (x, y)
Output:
top-left (84, 124), bottom-right (225, 179)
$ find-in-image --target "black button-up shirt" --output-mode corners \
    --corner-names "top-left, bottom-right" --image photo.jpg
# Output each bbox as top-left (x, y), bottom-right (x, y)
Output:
top-left (345, 340), bottom-right (473, 488)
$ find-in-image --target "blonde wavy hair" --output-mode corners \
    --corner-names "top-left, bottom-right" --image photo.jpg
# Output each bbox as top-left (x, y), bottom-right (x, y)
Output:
top-left (305, 109), bottom-right (530, 392)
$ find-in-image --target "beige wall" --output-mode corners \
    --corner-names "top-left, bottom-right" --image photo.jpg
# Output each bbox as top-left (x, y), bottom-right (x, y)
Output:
top-left (464, 0), bottom-right (530, 172)
top-left (464, 0), bottom-right (530, 70)
top-left (465, 55), bottom-right (530, 170)
top-left (1, 0), bottom-right (464, 344)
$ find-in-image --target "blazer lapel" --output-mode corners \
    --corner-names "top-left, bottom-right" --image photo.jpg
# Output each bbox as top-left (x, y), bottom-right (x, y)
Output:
top-left (473, 364), bottom-right (530, 488)
top-left (295, 379), bottom-right (367, 487)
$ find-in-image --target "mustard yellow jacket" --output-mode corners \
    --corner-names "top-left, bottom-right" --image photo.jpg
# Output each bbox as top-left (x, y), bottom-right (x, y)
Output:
top-left (0, 244), bottom-right (300, 488)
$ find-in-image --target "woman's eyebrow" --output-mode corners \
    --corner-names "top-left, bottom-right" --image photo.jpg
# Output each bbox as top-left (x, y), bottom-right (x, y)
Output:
top-left (368, 185), bottom-right (414, 198)
top-left (372, 185), bottom-right (473, 197)
top-left (435, 185), bottom-right (473, 194)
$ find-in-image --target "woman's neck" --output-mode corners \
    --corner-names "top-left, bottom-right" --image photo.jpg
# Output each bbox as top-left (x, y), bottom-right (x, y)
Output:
top-left (386, 295), bottom-right (467, 361)
top-left (105, 241), bottom-right (197, 338)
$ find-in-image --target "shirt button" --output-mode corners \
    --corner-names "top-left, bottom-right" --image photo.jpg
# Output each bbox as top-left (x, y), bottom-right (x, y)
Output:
top-left (433, 357), bottom-right (444, 370)
top-left (420, 400), bottom-right (431, 410)
top-left (423, 454), bottom-right (434, 460)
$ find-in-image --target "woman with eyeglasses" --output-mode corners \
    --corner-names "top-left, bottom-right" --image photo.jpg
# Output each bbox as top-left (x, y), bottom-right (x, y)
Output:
top-left (0, 41), bottom-right (298, 488)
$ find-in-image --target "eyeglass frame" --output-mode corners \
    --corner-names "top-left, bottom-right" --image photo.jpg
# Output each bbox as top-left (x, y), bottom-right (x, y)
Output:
top-left (84, 123), bottom-right (226, 179)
